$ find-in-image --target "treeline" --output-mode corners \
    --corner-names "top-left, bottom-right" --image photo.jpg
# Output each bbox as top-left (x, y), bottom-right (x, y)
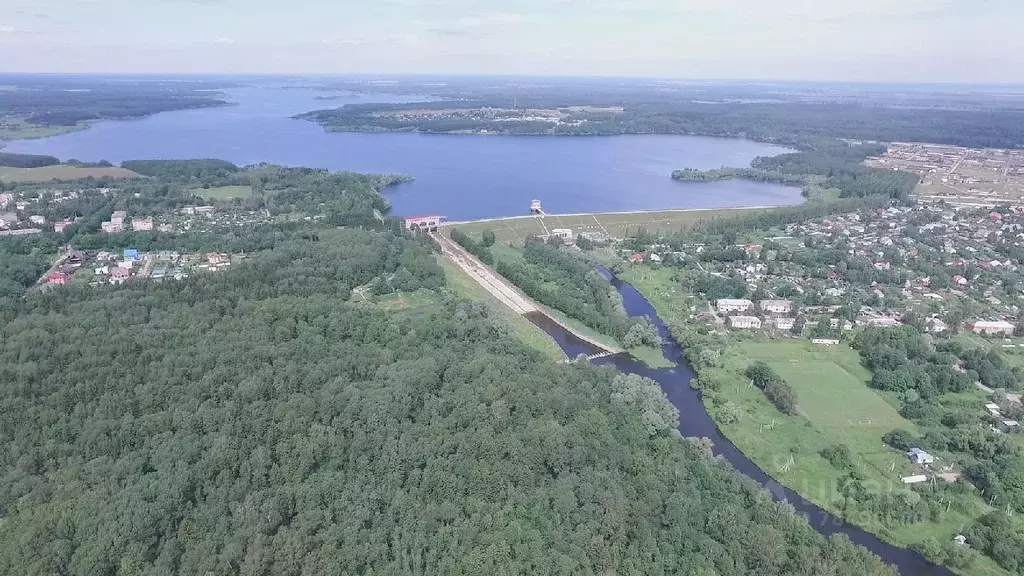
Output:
top-left (671, 167), bottom-right (810, 187)
top-left (496, 239), bottom-right (634, 340)
top-left (0, 227), bottom-right (898, 576)
top-left (0, 152), bottom-right (59, 168)
top-left (449, 227), bottom-right (494, 264)
top-left (745, 361), bottom-right (798, 414)
top-left (121, 158), bottom-right (240, 180)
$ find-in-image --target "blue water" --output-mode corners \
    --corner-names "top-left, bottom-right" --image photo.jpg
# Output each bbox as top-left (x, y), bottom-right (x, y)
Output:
top-left (3, 84), bottom-right (802, 220)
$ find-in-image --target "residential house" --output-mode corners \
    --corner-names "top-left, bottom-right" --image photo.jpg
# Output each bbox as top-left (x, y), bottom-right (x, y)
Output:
top-left (132, 217), bottom-right (154, 232)
top-left (812, 338), bottom-right (841, 346)
top-left (759, 300), bottom-right (793, 314)
top-left (907, 448), bottom-right (935, 465)
top-left (123, 248), bottom-right (140, 261)
top-left (773, 317), bottom-right (796, 330)
top-left (901, 475), bottom-right (928, 484)
top-left (953, 275), bottom-right (969, 286)
top-left (28, 215), bottom-right (45, 225)
top-left (94, 266), bottom-right (110, 275)
top-left (96, 251), bottom-right (112, 261)
top-left (866, 317), bottom-right (901, 327)
top-left (117, 260), bottom-right (134, 270)
top-left (207, 253), bottom-right (224, 265)
top-left (47, 272), bottom-right (69, 286)
top-left (110, 210), bottom-right (127, 225)
top-left (968, 320), bottom-right (1015, 336)
top-left (53, 219), bottom-right (73, 233)
top-left (648, 253), bottom-right (662, 263)
top-left (109, 267), bottom-right (131, 285)
top-left (151, 267), bottom-right (168, 279)
top-left (0, 193), bottom-right (13, 206)
top-left (728, 316), bottom-right (762, 329)
top-left (717, 299), bottom-right (754, 313)
top-left (101, 221), bottom-right (124, 234)
top-left (628, 252), bottom-right (646, 264)
top-left (927, 318), bottom-right (949, 333)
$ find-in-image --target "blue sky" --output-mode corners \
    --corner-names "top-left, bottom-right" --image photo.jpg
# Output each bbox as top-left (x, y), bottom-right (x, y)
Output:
top-left (2, 0), bottom-right (1022, 81)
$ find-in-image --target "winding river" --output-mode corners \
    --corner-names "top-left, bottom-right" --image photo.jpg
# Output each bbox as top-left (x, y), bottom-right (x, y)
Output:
top-left (530, 269), bottom-right (951, 576)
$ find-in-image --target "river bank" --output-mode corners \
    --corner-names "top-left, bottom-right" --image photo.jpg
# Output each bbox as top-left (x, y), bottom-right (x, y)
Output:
top-left (613, 266), bottom-right (1000, 576)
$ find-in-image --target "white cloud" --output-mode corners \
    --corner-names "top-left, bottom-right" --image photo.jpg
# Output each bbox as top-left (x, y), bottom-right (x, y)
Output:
top-left (0, 25), bottom-right (17, 33)
top-left (212, 36), bottom-right (234, 44)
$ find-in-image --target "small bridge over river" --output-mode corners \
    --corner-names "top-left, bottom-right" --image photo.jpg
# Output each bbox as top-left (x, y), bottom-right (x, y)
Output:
top-left (430, 231), bottom-right (622, 357)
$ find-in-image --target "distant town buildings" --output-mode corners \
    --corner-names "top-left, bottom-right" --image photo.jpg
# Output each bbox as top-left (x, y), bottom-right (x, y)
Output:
top-left (132, 217), bottom-right (154, 231)
top-left (28, 215), bottom-right (45, 225)
top-left (53, 219), bottom-right (73, 233)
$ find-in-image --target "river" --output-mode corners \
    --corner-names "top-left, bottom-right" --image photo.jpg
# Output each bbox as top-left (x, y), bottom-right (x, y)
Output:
top-left (527, 269), bottom-right (950, 576)
top-left (2, 83), bottom-right (803, 221)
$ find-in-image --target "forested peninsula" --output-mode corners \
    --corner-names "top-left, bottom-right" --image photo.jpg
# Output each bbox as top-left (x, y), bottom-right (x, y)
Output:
top-left (299, 97), bottom-right (1024, 148)
top-left (0, 159), bottom-right (898, 576)
top-left (673, 143), bottom-right (921, 203)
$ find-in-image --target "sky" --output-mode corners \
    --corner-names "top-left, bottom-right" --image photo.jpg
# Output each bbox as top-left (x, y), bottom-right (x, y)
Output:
top-left (2, 0), bottom-right (1023, 82)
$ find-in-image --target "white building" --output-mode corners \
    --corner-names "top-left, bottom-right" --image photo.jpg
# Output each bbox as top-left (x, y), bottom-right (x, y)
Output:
top-left (907, 448), bottom-right (935, 465)
top-left (927, 319), bottom-right (949, 333)
top-left (901, 475), bottom-right (928, 484)
top-left (968, 320), bottom-right (1015, 336)
top-left (717, 299), bottom-right (754, 313)
top-left (132, 218), bottom-right (154, 232)
top-left (28, 215), bottom-right (45, 225)
top-left (759, 300), bottom-right (793, 314)
top-left (728, 316), bottom-right (762, 329)
top-left (773, 317), bottom-right (796, 330)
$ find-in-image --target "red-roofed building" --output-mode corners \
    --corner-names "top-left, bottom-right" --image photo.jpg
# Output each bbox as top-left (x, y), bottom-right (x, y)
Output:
top-left (629, 252), bottom-right (646, 264)
top-left (990, 212), bottom-right (1004, 221)
top-left (953, 275), bottom-right (968, 286)
top-left (47, 272), bottom-right (69, 286)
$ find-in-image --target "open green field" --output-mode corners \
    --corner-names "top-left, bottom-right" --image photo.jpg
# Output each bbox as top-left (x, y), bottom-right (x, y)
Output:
top-left (447, 208), bottom-right (761, 244)
top-left (0, 165), bottom-right (139, 183)
top-left (192, 185), bottom-right (254, 200)
top-left (0, 117), bottom-right (86, 141)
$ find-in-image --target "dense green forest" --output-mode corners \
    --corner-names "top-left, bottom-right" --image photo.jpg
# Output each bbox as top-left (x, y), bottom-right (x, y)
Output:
top-left (0, 152), bottom-right (60, 168)
top-left (0, 224), bottom-right (899, 575)
top-left (495, 238), bottom-right (636, 340)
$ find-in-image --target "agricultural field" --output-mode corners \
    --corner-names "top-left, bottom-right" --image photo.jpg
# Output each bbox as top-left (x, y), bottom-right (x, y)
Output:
top-left (446, 208), bottom-right (760, 244)
top-left (0, 165), bottom-right (139, 182)
top-left (192, 185), bottom-right (254, 200)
